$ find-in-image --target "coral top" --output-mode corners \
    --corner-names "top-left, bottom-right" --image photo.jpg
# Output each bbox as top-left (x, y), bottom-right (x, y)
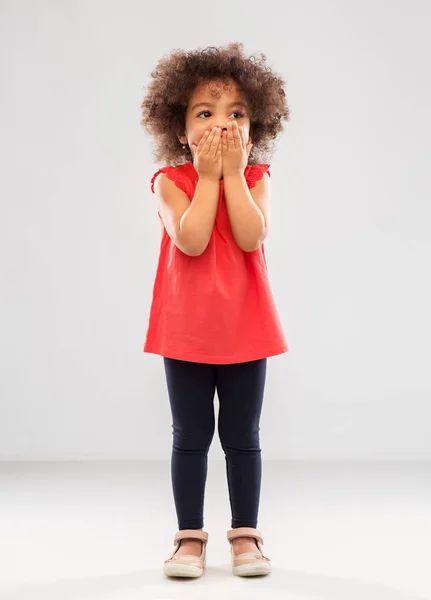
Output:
top-left (143, 160), bottom-right (288, 364)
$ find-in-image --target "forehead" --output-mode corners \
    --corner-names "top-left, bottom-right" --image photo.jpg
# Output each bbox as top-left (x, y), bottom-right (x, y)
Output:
top-left (188, 79), bottom-right (246, 107)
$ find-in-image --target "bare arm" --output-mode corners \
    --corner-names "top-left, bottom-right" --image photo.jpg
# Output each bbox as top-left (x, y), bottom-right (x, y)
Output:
top-left (223, 172), bottom-right (271, 252)
top-left (154, 173), bottom-right (220, 256)
top-left (180, 176), bottom-right (220, 255)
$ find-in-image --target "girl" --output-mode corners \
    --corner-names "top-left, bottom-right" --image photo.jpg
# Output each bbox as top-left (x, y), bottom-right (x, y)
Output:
top-left (140, 42), bottom-right (290, 578)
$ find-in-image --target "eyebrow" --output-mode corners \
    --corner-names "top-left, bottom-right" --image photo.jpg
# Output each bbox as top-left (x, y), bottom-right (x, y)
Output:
top-left (190, 101), bottom-right (248, 111)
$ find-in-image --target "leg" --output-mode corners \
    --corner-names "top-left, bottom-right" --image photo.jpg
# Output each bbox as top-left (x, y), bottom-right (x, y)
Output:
top-left (216, 358), bottom-right (267, 529)
top-left (163, 357), bottom-right (216, 530)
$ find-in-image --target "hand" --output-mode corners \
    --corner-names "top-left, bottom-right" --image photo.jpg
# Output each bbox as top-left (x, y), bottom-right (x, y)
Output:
top-left (221, 121), bottom-right (253, 177)
top-left (190, 127), bottom-right (222, 181)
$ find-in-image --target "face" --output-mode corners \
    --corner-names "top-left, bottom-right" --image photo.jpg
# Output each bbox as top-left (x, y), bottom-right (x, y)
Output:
top-left (179, 78), bottom-right (252, 157)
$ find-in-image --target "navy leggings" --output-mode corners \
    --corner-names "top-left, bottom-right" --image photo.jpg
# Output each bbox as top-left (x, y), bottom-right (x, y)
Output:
top-left (163, 357), bottom-right (267, 531)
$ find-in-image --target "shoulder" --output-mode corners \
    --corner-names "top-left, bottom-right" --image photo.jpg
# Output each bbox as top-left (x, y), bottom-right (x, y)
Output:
top-left (150, 162), bottom-right (193, 197)
top-left (245, 163), bottom-right (271, 188)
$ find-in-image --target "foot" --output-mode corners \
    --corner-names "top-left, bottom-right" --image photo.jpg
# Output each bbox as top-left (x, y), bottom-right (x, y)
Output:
top-left (175, 537), bottom-right (203, 558)
top-left (231, 536), bottom-right (260, 556)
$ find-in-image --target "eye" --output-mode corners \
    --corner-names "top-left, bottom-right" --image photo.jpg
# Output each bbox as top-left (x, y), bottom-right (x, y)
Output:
top-left (196, 111), bottom-right (245, 119)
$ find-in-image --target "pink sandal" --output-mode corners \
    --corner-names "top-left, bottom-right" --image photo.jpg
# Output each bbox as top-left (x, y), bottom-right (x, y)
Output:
top-left (163, 529), bottom-right (208, 578)
top-left (227, 527), bottom-right (272, 577)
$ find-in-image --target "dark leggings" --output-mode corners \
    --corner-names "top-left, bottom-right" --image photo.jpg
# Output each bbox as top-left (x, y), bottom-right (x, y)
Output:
top-left (163, 357), bottom-right (267, 531)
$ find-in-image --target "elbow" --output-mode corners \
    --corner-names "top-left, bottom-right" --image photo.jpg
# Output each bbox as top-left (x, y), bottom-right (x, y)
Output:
top-left (236, 228), bottom-right (268, 252)
top-left (176, 230), bottom-right (209, 257)
top-left (243, 244), bottom-right (264, 253)
top-left (186, 237), bottom-right (211, 256)
top-left (180, 244), bottom-right (205, 257)
top-left (239, 241), bottom-right (261, 252)
top-left (187, 247), bottom-right (206, 257)
top-left (179, 239), bottom-right (209, 257)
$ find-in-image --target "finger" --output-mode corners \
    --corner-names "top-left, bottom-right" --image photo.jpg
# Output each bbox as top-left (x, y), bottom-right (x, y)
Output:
top-left (206, 127), bottom-right (217, 144)
top-left (210, 128), bottom-right (221, 155)
top-left (237, 123), bottom-right (244, 149)
top-left (211, 128), bottom-right (221, 147)
top-left (197, 130), bottom-right (210, 151)
top-left (235, 122), bottom-right (241, 149)
top-left (227, 123), bottom-right (233, 148)
top-left (203, 127), bottom-right (218, 153)
top-left (231, 121), bottom-right (240, 149)
top-left (222, 129), bottom-right (228, 150)
top-left (239, 125), bottom-right (245, 147)
top-left (224, 130), bottom-right (230, 154)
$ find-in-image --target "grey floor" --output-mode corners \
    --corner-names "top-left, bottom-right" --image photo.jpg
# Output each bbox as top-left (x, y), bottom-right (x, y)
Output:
top-left (0, 460), bottom-right (429, 600)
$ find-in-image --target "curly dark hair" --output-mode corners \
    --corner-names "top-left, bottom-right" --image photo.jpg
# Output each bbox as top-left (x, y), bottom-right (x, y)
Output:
top-left (140, 42), bottom-right (290, 166)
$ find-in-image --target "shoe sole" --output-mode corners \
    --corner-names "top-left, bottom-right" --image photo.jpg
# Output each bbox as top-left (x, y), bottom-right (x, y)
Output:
top-left (163, 563), bottom-right (204, 578)
top-left (233, 562), bottom-right (272, 577)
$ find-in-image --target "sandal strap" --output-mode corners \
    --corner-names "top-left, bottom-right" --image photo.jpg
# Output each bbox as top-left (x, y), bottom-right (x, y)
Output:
top-left (227, 527), bottom-right (271, 561)
top-left (174, 529), bottom-right (208, 546)
top-left (227, 527), bottom-right (263, 546)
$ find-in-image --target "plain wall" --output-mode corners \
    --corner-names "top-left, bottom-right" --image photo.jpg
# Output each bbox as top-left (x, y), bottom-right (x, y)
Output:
top-left (1, 0), bottom-right (430, 460)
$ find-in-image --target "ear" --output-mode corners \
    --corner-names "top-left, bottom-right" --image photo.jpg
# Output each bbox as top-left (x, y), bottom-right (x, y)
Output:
top-left (178, 130), bottom-right (187, 145)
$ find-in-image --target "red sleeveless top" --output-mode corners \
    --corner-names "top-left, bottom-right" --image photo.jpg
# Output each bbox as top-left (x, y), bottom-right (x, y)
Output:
top-left (143, 160), bottom-right (288, 364)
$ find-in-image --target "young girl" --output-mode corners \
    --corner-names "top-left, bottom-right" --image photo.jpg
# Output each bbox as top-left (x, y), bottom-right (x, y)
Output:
top-left (140, 42), bottom-right (290, 578)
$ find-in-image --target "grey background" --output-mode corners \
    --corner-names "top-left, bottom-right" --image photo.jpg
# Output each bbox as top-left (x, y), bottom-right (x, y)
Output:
top-left (1, 0), bottom-right (430, 460)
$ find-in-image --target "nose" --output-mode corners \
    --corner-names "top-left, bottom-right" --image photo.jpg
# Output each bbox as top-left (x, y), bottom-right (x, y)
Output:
top-left (216, 121), bottom-right (243, 133)
top-left (216, 121), bottom-right (229, 131)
